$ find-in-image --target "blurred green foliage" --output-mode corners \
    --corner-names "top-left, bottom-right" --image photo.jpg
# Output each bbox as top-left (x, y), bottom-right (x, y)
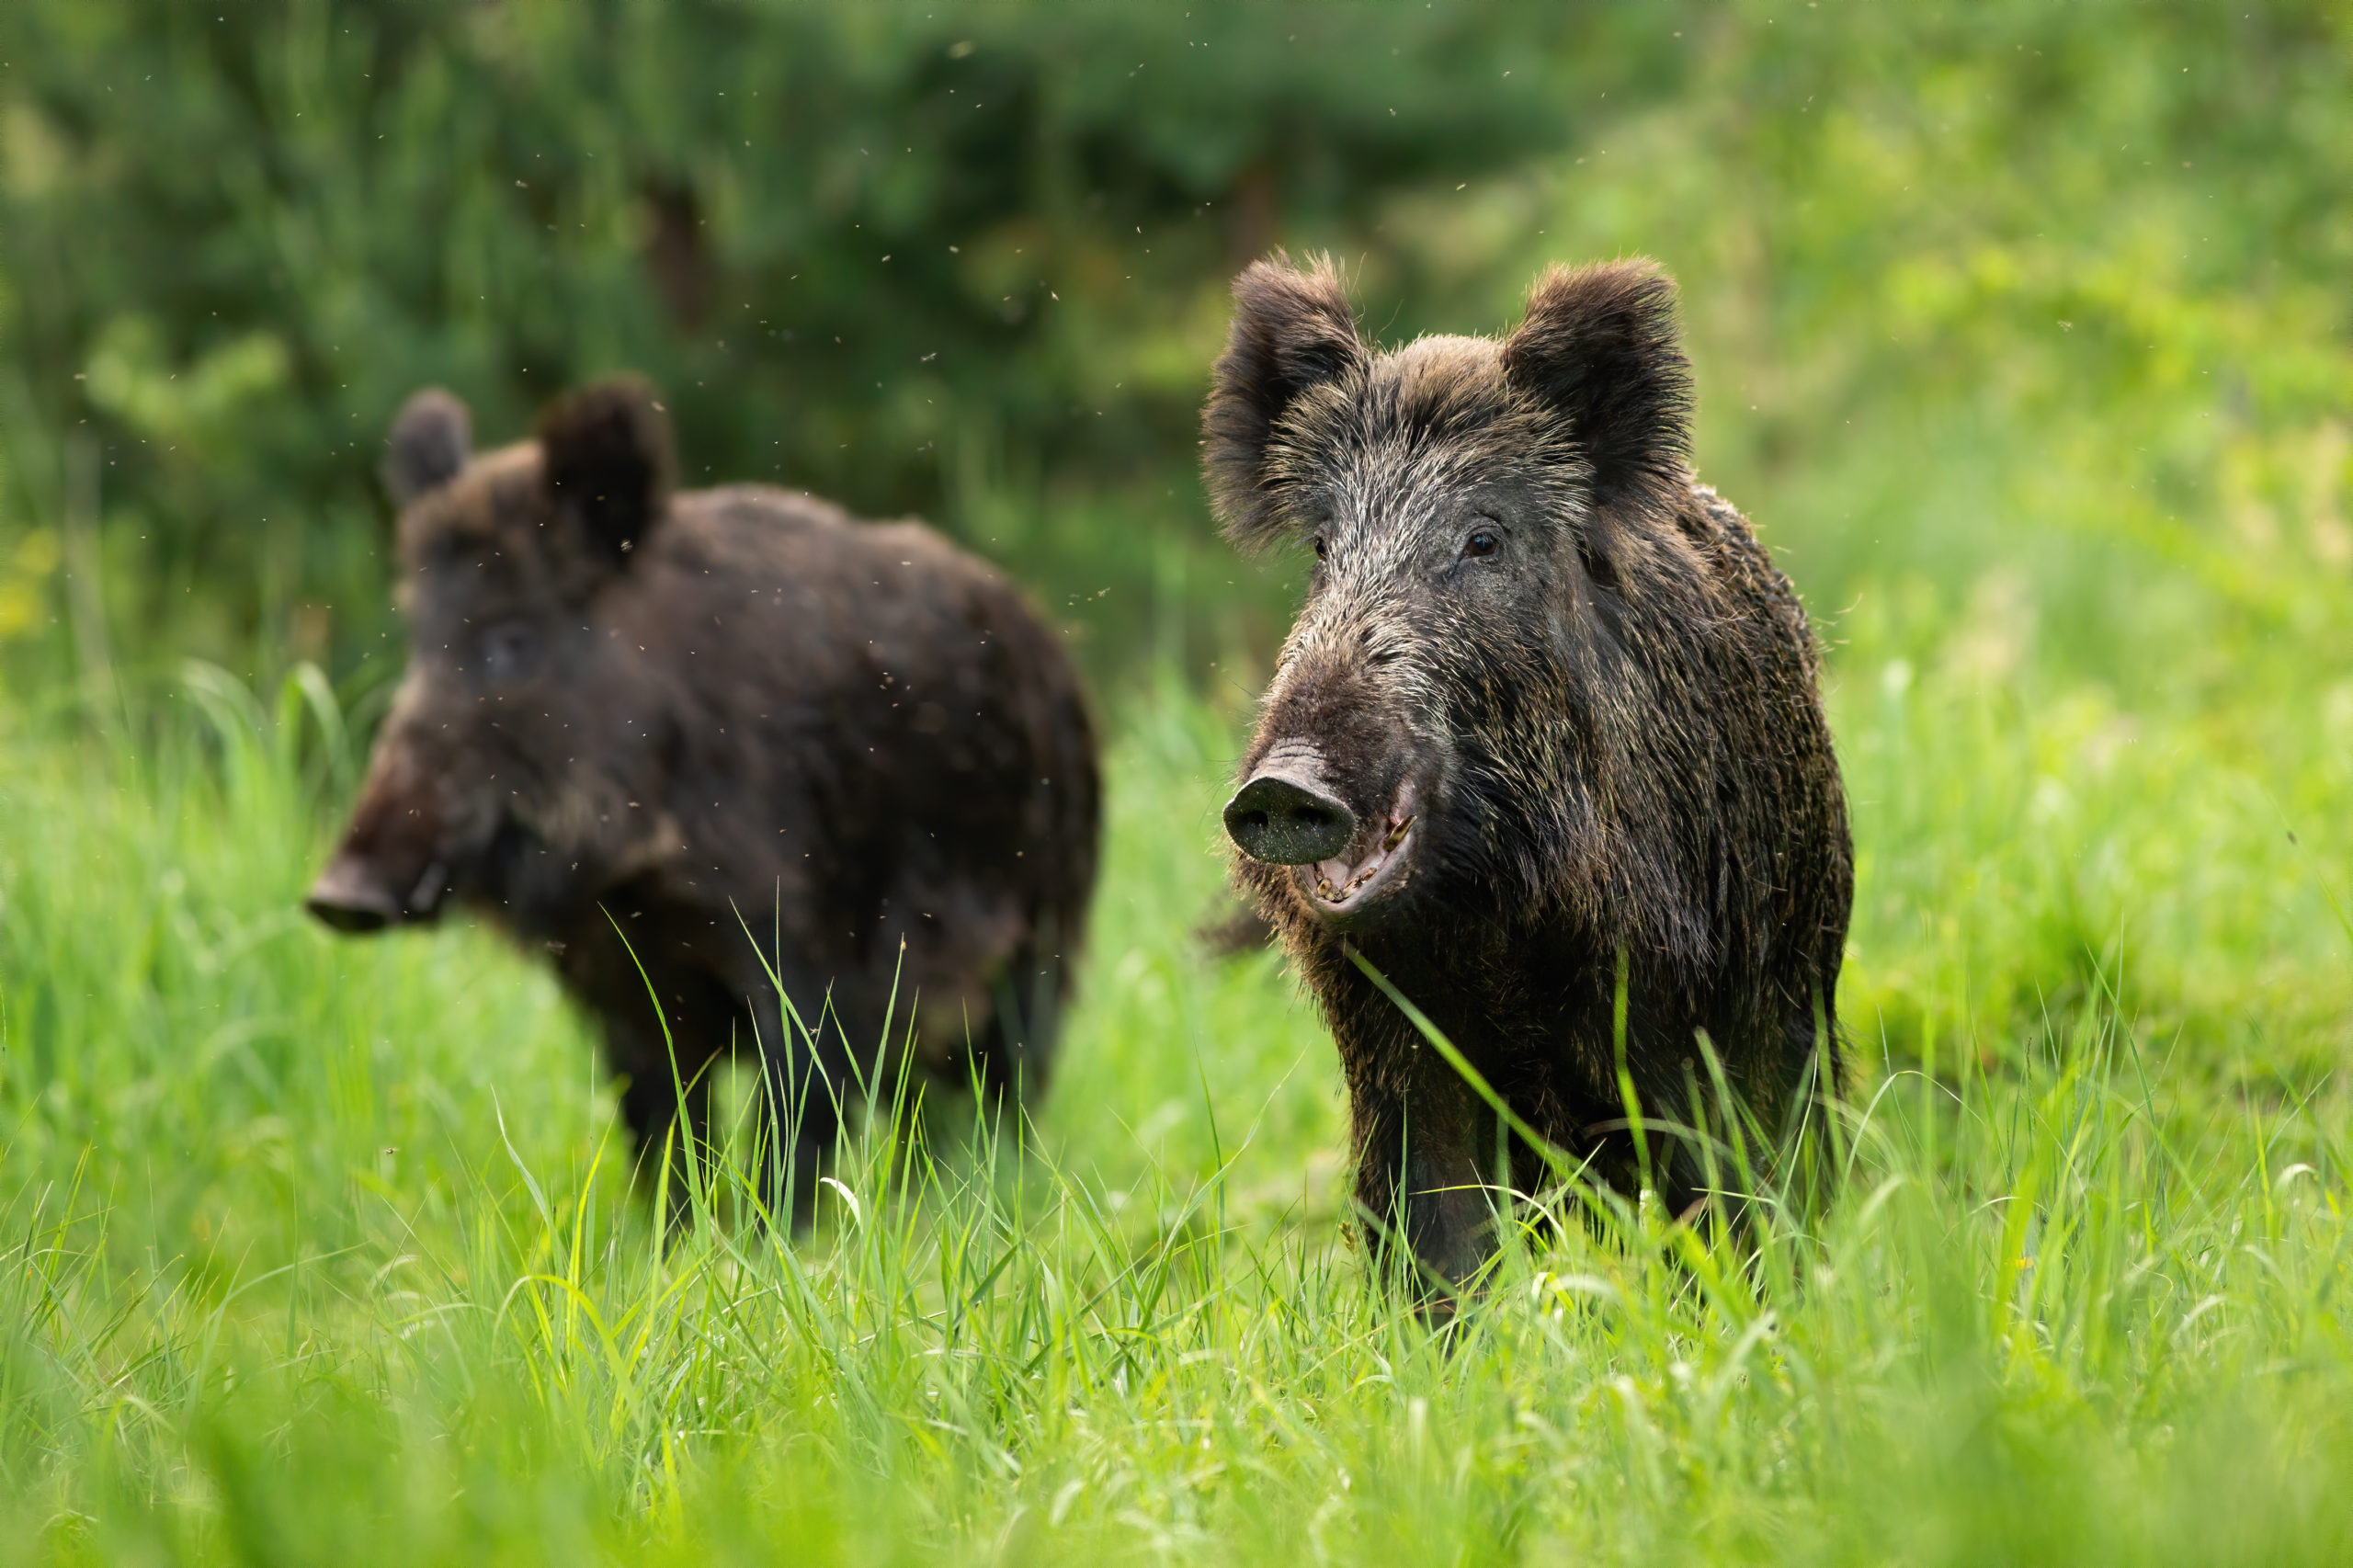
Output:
top-left (0, 0), bottom-right (1598, 684)
top-left (1, 1), bottom-right (2347, 708)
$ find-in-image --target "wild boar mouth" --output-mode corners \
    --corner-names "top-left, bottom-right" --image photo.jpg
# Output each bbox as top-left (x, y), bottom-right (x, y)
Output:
top-left (1304, 778), bottom-right (1418, 916)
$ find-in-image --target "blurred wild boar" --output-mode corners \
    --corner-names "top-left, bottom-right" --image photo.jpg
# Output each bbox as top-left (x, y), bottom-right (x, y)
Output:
top-left (308, 378), bottom-right (1099, 1217)
top-left (1205, 256), bottom-right (1852, 1298)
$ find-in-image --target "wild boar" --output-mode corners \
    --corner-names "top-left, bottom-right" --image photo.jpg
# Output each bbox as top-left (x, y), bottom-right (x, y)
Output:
top-left (308, 377), bottom-right (1099, 1219)
top-left (1204, 256), bottom-right (1852, 1296)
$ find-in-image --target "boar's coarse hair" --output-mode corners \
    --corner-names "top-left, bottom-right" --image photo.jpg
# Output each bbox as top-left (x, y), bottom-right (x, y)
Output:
top-left (311, 377), bottom-right (1100, 1221)
top-left (1205, 254), bottom-right (1852, 1302)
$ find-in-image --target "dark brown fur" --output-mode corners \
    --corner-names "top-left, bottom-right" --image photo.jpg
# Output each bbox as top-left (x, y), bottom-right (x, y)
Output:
top-left (310, 378), bottom-right (1100, 1218)
top-left (1204, 256), bottom-right (1852, 1297)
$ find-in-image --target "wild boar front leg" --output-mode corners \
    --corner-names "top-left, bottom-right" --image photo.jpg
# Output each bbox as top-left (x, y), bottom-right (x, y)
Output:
top-left (609, 1019), bottom-right (721, 1219)
top-left (745, 982), bottom-right (866, 1230)
top-left (1347, 1046), bottom-right (1501, 1312)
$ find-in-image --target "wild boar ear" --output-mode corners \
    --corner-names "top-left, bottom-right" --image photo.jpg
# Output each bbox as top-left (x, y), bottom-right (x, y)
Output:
top-left (1502, 260), bottom-right (1693, 520)
top-left (1202, 251), bottom-right (1368, 551)
top-left (381, 389), bottom-right (472, 506)
top-left (538, 375), bottom-right (676, 566)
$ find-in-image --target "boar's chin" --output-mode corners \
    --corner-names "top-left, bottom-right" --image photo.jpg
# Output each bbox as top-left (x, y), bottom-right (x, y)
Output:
top-left (1295, 776), bottom-right (1421, 925)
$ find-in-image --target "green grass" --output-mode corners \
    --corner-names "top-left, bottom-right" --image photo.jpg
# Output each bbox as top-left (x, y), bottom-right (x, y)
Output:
top-left (3, 639), bottom-right (2351, 1566)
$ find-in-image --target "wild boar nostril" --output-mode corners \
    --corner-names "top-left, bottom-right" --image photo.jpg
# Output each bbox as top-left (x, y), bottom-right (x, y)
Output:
top-left (1223, 772), bottom-right (1357, 866)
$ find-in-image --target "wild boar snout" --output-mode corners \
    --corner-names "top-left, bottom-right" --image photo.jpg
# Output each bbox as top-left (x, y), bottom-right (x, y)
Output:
top-left (1225, 754), bottom-right (1356, 866)
top-left (1233, 651), bottom-right (1432, 923)
top-left (305, 844), bottom-right (450, 932)
top-left (305, 854), bottom-right (407, 933)
top-left (308, 736), bottom-right (454, 934)
top-left (1240, 633), bottom-right (1423, 844)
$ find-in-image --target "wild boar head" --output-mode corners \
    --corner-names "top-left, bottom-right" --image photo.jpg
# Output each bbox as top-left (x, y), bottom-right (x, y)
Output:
top-left (307, 378), bottom-right (684, 937)
top-left (1205, 255), bottom-right (1699, 936)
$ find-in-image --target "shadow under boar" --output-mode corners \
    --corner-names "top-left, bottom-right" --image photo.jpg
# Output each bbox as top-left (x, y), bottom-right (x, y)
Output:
top-left (1205, 256), bottom-right (1853, 1299)
top-left (308, 377), bottom-right (1100, 1219)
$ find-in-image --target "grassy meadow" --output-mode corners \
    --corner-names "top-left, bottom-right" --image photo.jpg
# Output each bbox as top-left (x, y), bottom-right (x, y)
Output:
top-left (4, 631), bottom-right (2353, 1564)
top-left (5, 3), bottom-right (2353, 1563)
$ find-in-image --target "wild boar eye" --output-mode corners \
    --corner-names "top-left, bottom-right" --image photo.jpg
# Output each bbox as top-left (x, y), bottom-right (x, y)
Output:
top-left (477, 619), bottom-right (542, 684)
top-left (1461, 528), bottom-right (1500, 560)
top-left (1313, 535), bottom-right (1328, 562)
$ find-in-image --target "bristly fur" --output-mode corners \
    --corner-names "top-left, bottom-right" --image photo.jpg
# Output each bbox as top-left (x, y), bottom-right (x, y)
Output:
top-left (1202, 251), bottom-right (1370, 551)
top-left (1205, 255), bottom-right (1852, 1303)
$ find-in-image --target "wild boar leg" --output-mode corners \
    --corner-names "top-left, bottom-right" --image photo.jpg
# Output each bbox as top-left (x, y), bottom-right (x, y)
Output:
top-left (972, 927), bottom-right (1066, 1109)
top-left (745, 982), bottom-right (865, 1229)
top-left (1348, 1048), bottom-right (1501, 1308)
top-left (609, 1018), bottom-right (721, 1217)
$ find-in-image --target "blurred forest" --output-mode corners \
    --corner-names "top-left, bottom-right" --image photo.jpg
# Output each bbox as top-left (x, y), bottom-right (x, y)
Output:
top-left (0, 0), bottom-right (2347, 711)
